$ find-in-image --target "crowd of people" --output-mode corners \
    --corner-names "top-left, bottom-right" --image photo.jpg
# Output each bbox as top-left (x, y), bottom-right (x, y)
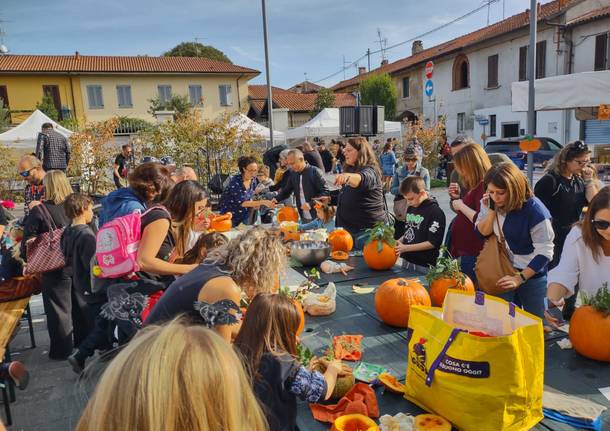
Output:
top-left (0, 131), bottom-right (608, 430)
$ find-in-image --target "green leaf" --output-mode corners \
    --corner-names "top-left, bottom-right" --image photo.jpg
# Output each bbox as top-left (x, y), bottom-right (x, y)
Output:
top-left (582, 283), bottom-right (610, 316)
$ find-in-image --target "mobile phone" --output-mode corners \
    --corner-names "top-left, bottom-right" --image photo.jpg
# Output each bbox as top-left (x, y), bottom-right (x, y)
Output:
top-left (544, 298), bottom-right (565, 326)
top-left (488, 199), bottom-right (495, 210)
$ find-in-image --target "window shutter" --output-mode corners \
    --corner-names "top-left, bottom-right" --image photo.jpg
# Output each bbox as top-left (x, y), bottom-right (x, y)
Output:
top-left (402, 77), bottom-right (410, 98)
top-left (487, 55), bottom-right (498, 87)
top-left (519, 46), bottom-right (528, 81)
top-left (536, 40), bottom-right (546, 79)
top-left (226, 85), bottom-right (232, 106)
top-left (594, 34), bottom-right (608, 71)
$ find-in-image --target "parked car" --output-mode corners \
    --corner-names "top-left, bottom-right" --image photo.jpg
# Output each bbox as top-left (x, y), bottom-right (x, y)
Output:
top-left (484, 137), bottom-right (563, 169)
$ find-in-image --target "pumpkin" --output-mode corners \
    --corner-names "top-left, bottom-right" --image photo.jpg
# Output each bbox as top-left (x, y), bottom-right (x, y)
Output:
top-left (375, 278), bottom-right (431, 327)
top-left (425, 246), bottom-right (474, 306)
top-left (378, 372), bottom-right (405, 394)
top-left (311, 358), bottom-right (355, 400)
top-left (569, 284), bottom-right (610, 362)
top-left (331, 414), bottom-right (379, 431)
top-left (280, 221), bottom-right (301, 242)
top-left (294, 299), bottom-right (305, 336)
top-left (328, 229), bottom-right (354, 252)
top-left (331, 251), bottom-right (349, 261)
top-left (210, 213), bottom-right (232, 232)
top-left (363, 222), bottom-right (397, 270)
top-left (277, 206), bottom-right (299, 223)
top-left (429, 276), bottom-right (474, 307)
top-left (414, 414), bottom-right (451, 431)
top-left (519, 137), bottom-right (542, 152)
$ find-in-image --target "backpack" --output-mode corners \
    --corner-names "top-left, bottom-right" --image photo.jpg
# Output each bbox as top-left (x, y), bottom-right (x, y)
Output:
top-left (95, 206), bottom-right (169, 279)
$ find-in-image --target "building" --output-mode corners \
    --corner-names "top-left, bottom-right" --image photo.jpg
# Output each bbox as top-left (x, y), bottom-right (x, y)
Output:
top-left (0, 53), bottom-right (260, 124)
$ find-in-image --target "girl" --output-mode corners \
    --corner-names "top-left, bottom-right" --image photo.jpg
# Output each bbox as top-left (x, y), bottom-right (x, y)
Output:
top-left (76, 319), bottom-right (268, 431)
top-left (234, 294), bottom-right (342, 431)
top-left (379, 142), bottom-right (398, 192)
top-left (176, 232), bottom-right (228, 265)
top-left (299, 201), bottom-right (336, 231)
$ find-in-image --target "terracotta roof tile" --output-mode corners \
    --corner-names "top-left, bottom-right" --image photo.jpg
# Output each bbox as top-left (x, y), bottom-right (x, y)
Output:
top-left (567, 5), bottom-right (610, 26)
top-left (248, 85), bottom-right (356, 112)
top-left (287, 81), bottom-right (324, 93)
top-left (0, 54), bottom-right (260, 75)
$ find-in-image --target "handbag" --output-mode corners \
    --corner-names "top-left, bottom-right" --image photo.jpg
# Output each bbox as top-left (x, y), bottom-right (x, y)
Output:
top-left (24, 204), bottom-right (66, 275)
top-left (393, 196), bottom-right (409, 221)
top-left (0, 275), bottom-right (42, 303)
top-left (474, 212), bottom-right (517, 295)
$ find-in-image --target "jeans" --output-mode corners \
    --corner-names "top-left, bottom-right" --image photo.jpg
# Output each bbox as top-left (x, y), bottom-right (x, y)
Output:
top-left (496, 274), bottom-right (547, 319)
top-left (351, 229), bottom-right (368, 251)
top-left (77, 301), bottom-right (113, 358)
top-left (459, 255), bottom-right (477, 284)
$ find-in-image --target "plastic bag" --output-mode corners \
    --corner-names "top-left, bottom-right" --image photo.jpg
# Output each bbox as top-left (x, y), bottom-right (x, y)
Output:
top-left (302, 282), bottom-right (336, 316)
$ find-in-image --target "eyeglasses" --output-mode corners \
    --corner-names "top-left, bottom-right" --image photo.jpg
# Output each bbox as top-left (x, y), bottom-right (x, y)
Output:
top-left (592, 220), bottom-right (610, 231)
top-left (19, 168), bottom-right (36, 178)
top-left (572, 158), bottom-right (590, 166)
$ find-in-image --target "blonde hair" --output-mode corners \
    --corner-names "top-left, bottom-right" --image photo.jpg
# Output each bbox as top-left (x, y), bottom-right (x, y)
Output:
top-left (43, 170), bottom-right (73, 204)
top-left (484, 162), bottom-right (533, 212)
top-left (76, 319), bottom-right (268, 431)
top-left (453, 144), bottom-right (492, 190)
top-left (19, 154), bottom-right (42, 169)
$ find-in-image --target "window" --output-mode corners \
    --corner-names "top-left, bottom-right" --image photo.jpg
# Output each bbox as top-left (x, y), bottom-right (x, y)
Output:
top-left (86, 85), bottom-right (104, 109)
top-left (519, 46), bottom-right (528, 81)
top-left (452, 54), bottom-right (469, 90)
top-left (595, 33), bottom-right (609, 71)
top-left (189, 85), bottom-right (203, 106)
top-left (158, 85), bottom-right (172, 103)
top-left (502, 123), bottom-right (520, 138)
top-left (402, 77), bottom-right (410, 98)
top-left (489, 115), bottom-right (497, 137)
top-left (219, 84), bottom-right (232, 106)
top-left (457, 113), bottom-right (465, 133)
top-left (116, 85), bottom-right (132, 108)
top-left (487, 54), bottom-right (499, 88)
top-left (536, 40), bottom-right (546, 79)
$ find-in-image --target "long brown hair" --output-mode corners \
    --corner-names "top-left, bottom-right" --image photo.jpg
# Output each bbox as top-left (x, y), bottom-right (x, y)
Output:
top-left (484, 162), bottom-right (533, 212)
top-left (345, 137), bottom-right (382, 177)
top-left (580, 186), bottom-right (610, 263)
top-left (176, 232), bottom-right (228, 265)
top-left (546, 140), bottom-right (590, 176)
top-left (234, 293), bottom-right (300, 378)
top-left (129, 162), bottom-right (173, 204)
top-left (453, 143), bottom-right (492, 190)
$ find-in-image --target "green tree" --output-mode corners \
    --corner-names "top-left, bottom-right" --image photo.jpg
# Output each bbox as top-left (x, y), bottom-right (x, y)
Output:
top-left (0, 99), bottom-right (10, 132)
top-left (163, 42), bottom-right (232, 64)
top-left (359, 73), bottom-right (397, 120)
top-left (312, 88), bottom-right (336, 116)
top-left (36, 94), bottom-right (59, 121)
top-left (148, 94), bottom-right (191, 117)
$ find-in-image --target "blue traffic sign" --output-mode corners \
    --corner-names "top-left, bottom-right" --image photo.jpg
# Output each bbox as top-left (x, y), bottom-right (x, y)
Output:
top-left (478, 119), bottom-right (489, 125)
top-left (425, 80), bottom-right (434, 97)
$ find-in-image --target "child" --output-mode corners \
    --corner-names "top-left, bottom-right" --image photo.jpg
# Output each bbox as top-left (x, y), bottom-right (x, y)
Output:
top-left (176, 232), bottom-right (228, 264)
top-left (61, 193), bottom-right (111, 374)
top-left (234, 293), bottom-right (342, 431)
top-left (255, 165), bottom-right (276, 224)
top-left (299, 201), bottom-right (336, 231)
top-left (395, 176), bottom-right (446, 273)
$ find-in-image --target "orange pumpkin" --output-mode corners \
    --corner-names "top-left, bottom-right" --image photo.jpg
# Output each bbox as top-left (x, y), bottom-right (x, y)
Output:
top-left (519, 138), bottom-right (542, 152)
top-left (414, 414), bottom-right (452, 431)
top-left (331, 251), bottom-right (349, 261)
top-left (328, 229), bottom-right (354, 252)
top-left (277, 206), bottom-right (299, 223)
top-left (210, 213), bottom-right (233, 232)
top-left (363, 240), bottom-right (397, 270)
top-left (294, 299), bottom-right (305, 336)
top-left (375, 278), bottom-right (431, 327)
top-left (378, 372), bottom-right (405, 394)
top-left (569, 305), bottom-right (610, 362)
top-left (331, 414), bottom-right (379, 431)
top-left (429, 275), bottom-right (475, 307)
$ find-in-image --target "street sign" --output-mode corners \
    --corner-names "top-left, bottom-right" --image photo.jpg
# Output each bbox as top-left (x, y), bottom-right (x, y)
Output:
top-left (425, 61), bottom-right (434, 79)
top-left (478, 118), bottom-right (489, 126)
top-left (425, 80), bottom-right (434, 97)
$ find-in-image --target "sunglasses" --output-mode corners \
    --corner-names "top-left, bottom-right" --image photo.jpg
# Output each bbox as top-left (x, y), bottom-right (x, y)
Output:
top-left (19, 168), bottom-right (36, 177)
top-left (592, 220), bottom-right (610, 231)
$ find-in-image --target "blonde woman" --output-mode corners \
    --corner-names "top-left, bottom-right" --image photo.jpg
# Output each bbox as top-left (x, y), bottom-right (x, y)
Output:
top-left (145, 226), bottom-right (286, 341)
top-left (23, 170), bottom-right (91, 359)
top-left (76, 319), bottom-right (268, 431)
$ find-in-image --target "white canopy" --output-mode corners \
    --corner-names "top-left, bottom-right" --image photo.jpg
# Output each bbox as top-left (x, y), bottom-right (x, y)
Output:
top-left (0, 109), bottom-right (73, 149)
top-left (512, 70), bottom-right (610, 111)
top-left (229, 113), bottom-right (285, 142)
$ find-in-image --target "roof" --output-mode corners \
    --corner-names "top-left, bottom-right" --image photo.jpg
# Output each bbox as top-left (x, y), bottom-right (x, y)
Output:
top-left (248, 85), bottom-right (356, 113)
top-left (567, 5), bottom-right (610, 26)
top-left (332, 0), bottom-right (577, 91)
top-left (287, 80), bottom-right (324, 93)
top-left (0, 54), bottom-right (260, 75)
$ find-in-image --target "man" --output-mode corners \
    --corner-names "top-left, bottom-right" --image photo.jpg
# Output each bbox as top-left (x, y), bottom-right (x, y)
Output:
top-left (172, 166), bottom-right (198, 183)
top-left (302, 141), bottom-right (325, 171)
top-left (273, 149), bottom-right (329, 221)
top-left (113, 144), bottom-right (133, 189)
top-left (17, 155), bottom-right (46, 217)
top-left (36, 123), bottom-right (70, 172)
top-left (318, 141), bottom-right (335, 173)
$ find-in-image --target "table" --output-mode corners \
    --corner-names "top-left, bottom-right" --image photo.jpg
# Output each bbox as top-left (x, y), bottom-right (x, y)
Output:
top-left (0, 297), bottom-right (31, 360)
top-left (291, 264), bottom-right (610, 431)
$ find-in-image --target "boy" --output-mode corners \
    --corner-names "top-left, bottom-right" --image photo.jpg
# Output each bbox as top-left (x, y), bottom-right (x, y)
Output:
top-left (61, 193), bottom-right (110, 373)
top-left (395, 176), bottom-right (446, 273)
top-left (255, 165), bottom-right (276, 224)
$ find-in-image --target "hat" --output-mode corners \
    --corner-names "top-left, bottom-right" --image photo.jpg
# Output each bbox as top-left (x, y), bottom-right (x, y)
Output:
top-left (404, 147), bottom-right (418, 159)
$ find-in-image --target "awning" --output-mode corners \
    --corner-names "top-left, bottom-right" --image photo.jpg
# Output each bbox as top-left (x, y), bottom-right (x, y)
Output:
top-left (0, 109), bottom-right (73, 149)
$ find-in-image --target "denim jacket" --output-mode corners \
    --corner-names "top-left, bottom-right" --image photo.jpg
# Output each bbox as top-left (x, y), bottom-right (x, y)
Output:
top-left (390, 163), bottom-right (431, 196)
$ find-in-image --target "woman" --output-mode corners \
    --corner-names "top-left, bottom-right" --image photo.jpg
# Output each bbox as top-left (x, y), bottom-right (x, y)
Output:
top-left (22, 171), bottom-right (90, 360)
top-left (449, 144), bottom-right (492, 281)
top-left (335, 137), bottom-right (386, 250)
top-left (546, 186), bottom-right (610, 325)
top-left (379, 142), bottom-right (397, 192)
top-left (145, 226), bottom-right (286, 342)
top-left (475, 162), bottom-right (555, 318)
top-left (76, 319), bottom-right (268, 431)
top-left (219, 156), bottom-right (274, 227)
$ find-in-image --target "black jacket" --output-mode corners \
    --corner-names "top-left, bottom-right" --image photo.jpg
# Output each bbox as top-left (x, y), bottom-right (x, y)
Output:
top-left (275, 165), bottom-right (329, 220)
top-left (61, 224), bottom-right (102, 303)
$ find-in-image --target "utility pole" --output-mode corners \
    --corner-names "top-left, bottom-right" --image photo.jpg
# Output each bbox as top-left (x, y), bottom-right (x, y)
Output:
top-left (261, 0), bottom-right (274, 149)
top-left (526, 0), bottom-right (537, 184)
top-left (367, 48), bottom-right (371, 71)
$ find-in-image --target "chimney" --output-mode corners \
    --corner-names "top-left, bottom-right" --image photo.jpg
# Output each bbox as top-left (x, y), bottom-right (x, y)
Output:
top-left (74, 51), bottom-right (80, 60)
top-left (412, 40), bottom-right (424, 55)
top-left (358, 66), bottom-right (367, 75)
top-left (381, 59), bottom-right (389, 66)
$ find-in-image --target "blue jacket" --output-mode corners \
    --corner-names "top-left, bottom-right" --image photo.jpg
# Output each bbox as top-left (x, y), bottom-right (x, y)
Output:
top-left (99, 187), bottom-right (146, 226)
top-left (390, 163), bottom-right (431, 196)
top-left (379, 151), bottom-right (397, 176)
top-left (299, 218), bottom-right (336, 231)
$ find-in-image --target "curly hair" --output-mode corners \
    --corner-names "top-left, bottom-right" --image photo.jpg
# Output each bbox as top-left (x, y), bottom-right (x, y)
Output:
top-left (237, 156), bottom-right (258, 174)
top-left (546, 140), bottom-right (590, 176)
top-left (205, 226), bottom-right (286, 298)
top-left (128, 162), bottom-right (173, 203)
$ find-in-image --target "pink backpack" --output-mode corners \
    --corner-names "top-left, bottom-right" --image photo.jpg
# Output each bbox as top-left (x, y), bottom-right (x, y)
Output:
top-left (95, 206), bottom-right (169, 279)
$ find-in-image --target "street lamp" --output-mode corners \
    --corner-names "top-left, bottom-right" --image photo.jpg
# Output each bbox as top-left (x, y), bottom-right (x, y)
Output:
top-left (261, 0), bottom-right (274, 149)
top-left (526, 0), bottom-right (537, 184)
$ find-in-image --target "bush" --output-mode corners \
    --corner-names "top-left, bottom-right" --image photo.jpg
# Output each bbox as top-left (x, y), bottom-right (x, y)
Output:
top-left (36, 94), bottom-right (59, 121)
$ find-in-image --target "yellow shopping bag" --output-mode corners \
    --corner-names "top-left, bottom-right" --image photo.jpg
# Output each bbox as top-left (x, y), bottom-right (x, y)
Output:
top-left (404, 290), bottom-right (544, 431)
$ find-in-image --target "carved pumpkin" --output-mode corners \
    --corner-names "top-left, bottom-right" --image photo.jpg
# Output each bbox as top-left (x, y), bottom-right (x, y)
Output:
top-left (363, 240), bottom-right (397, 270)
top-left (210, 213), bottom-right (232, 232)
top-left (328, 229), bottom-right (354, 252)
top-left (331, 414), bottom-right (379, 431)
top-left (429, 276), bottom-right (474, 307)
top-left (311, 358), bottom-right (356, 400)
top-left (277, 206), bottom-right (299, 223)
top-left (378, 372), bottom-right (405, 394)
top-left (414, 414), bottom-right (452, 431)
top-left (569, 305), bottom-right (610, 362)
top-left (375, 278), bottom-right (431, 327)
top-left (280, 221), bottom-right (301, 242)
top-left (331, 251), bottom-right (349, 261)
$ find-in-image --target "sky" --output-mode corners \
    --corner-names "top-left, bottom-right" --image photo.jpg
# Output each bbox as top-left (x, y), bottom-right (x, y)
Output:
top-left (2, 0), bottom-right (541, 89)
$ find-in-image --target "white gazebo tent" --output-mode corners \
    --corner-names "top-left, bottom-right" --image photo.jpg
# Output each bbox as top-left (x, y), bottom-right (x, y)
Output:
top-left (0, 109), bottom-right (73, 149)
top-left (229, 113), bottom-right (286, 143)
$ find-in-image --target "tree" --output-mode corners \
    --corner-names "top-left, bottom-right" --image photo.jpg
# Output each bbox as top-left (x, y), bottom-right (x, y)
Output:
top-left (36, 94), bottom-right (59, 121)
top-left (359, 73), bottom-right (397, 120)
top-left (0, 99), bottom-right (10, 132)
top-left (163, 42), bottom-right (232, 64)
top-left (148, 94), bottom-right (191, 117)
top-left (312, 88), bottom-right (336, 116)
top-left (403, 117), bottom-right (446, 173)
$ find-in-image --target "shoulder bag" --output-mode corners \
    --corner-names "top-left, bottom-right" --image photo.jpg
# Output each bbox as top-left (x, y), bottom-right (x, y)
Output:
top-left (24, 204), bottom-right (66, 275)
